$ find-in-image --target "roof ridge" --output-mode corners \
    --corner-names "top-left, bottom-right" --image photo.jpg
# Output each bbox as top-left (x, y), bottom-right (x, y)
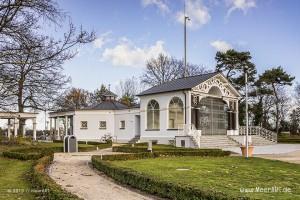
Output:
top-left (137, 71), bottom-right (222, 96)
top-left (142, 71), bottom-right (219, 90)
top-left (175, 71), bottom-right (219, 80)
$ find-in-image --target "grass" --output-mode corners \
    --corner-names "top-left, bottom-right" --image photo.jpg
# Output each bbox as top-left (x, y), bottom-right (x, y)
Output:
top-left (124, 143), bottom-right (176, 149)
top-left (124, 142), bottom-right (223, 150)
top-left (110, 156), bottom-right (300, 199)
top-left (278, 134), bottom-right (300, 143)
top-left (0, 157), bottom-right (34, 200)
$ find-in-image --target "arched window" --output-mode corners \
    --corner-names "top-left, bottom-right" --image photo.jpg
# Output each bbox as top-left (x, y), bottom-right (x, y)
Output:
top-left (169, 97), bottom-right (184, 129)
top-left (147, 100), bottom-right (160, 129)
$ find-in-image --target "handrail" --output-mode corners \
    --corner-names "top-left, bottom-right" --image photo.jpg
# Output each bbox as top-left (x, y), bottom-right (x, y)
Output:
top-left (239, 126), bottom-right (277, 142)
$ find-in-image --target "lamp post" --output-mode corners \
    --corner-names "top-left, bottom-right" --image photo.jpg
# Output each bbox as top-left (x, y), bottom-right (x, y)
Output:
top-left (244, 66), bottom-right (249, 158)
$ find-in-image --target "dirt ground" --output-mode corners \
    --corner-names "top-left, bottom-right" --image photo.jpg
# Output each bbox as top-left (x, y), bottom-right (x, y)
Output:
top-left (48, 148), bottom-right (158, 200)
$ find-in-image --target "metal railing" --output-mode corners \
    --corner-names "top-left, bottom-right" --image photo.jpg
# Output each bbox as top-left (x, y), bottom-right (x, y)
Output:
top-left (239, 126), bottom-right (277, 142)
top-left (177, 124), bottom-right (201, 147)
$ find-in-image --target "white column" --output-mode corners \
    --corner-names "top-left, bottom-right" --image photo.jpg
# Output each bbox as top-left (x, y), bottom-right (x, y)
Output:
top-left (22, 123), bottom-right (26, 137)
top-left (56, 117), bottom-right (60, 140)
top-left (185, 91), bottom-right (192, 132)
top-left (235, 100), bottom-right (239, 131)
top-left (49, 117), bottom-right (52, 132)
top-left (7, 119), bottom-right (11, 138)
top-left (49, 117), bottom-right (53, 137)
top-left (14, 118), bottom-right (18, 137)
top-left (32, 118), bottom-right (37, 140)
top-left (65, 116), bottom-right (68, 136)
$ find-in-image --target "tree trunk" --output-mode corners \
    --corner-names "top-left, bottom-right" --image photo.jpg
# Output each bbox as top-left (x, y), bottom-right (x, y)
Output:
top-left (272, 84), bottom-right (280, 134)
top-left (18, 77), bottom-right (25, 136)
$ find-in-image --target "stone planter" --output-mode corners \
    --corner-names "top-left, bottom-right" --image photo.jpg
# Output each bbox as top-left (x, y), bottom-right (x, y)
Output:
top-left (240, 145), bottom-right (254, 157)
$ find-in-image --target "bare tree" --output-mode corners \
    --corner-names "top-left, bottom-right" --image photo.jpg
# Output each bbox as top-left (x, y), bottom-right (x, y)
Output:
top-left (0, 0), bottom-right (95, 135)
top-left (116, 77), bottom-right (141, 106)
top-left (141, 54), bottom-right (208, 87)
top-left (0, 0), bottom-right (61, 34)
top-left (55, 88), bottom-right (92, 110)
top-left (0, 24), bottom-right (94, 112)
top-left (295, 83), bottom-right (300, 105)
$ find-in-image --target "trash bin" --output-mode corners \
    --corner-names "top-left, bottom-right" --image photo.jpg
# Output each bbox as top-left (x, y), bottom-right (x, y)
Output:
top-left (64, 135), bottom-right (78, 153)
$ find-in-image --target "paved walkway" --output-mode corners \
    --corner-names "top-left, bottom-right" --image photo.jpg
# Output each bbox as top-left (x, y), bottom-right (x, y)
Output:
top-left (254, 150), bottom-right (300, 164)
top-left (223, 144), bottom-right (300, 164)
top-left (48, 148), bottom-right (157, 200)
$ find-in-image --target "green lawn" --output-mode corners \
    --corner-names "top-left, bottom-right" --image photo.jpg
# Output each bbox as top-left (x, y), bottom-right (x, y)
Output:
top-left (0, 157), bottom-right (34, 200)
top-left (110, 156), bottom-right (300, 199)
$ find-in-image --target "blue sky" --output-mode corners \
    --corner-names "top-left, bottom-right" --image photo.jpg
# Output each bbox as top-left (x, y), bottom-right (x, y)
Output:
top-left (55, 0), bottom-right (300, 92)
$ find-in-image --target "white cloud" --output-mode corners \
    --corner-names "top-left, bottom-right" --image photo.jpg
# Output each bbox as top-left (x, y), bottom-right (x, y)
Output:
top-left (176, 0), bottom-right (211, 29)
top-left (210, 40), bottom-right (232, 52)
top-left (142, 0), bottom-right (170, 14)
top-left (93, 31), bottom-right (112, 49)
top-left (101, 39), bottom-right (167, 68)
top-left (226, 0), bottom-right (256, 18)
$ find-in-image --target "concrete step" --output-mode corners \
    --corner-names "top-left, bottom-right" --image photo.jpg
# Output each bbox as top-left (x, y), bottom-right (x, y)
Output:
top-left (128, 136), bottom-right (141, 144)
top-left (199, 136), bottom-right (239, 148)
top-left (229, 135), bottom-right (276, 146)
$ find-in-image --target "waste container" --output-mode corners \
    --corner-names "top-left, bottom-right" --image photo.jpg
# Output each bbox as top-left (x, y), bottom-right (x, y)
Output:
top-left (64, 135), bottom-right (78, 153)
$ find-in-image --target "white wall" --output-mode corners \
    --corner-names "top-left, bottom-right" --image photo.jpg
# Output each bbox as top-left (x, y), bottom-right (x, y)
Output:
top-left (175, 136), bottom-right (196, 148)
top-left (73, 110), bottom-right (115, 141)
top-left (114, 108), bottom-right (140, 143)
top-left (139, 91), bottom-right (187, 144)
top-left (72, 108), bottom-right (140, 142)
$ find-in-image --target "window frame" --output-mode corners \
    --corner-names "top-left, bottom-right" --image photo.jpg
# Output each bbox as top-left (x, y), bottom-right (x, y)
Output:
top-left (168, 97), bottom-right (184, 129)
top-left (147, 99), bottom-right (160, 130)
top-left (99, 121), bottom-right (107, 130)
top-left (80, 121), bottom-right (88, 129)
top-left (120, 120), bottom-right (125, 129)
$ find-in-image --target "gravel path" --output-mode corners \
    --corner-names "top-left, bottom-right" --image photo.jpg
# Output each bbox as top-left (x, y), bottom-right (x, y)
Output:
top-left (48, 148), bottom-right (157, 200)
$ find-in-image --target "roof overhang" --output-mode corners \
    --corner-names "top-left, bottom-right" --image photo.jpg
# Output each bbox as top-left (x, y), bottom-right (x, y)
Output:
top-left (0, 112), bottom-right (38, 119)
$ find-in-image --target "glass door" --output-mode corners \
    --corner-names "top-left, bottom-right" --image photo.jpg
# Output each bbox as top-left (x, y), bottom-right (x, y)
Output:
top-left (198, 97), bottom-right (228, 135)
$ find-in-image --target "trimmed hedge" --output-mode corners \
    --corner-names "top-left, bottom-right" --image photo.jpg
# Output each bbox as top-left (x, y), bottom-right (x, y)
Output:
top-left (30, 155), bottom-right (82, 200)
top-left (3, 151), bottom-right (43, 160)
top-left (92, 155), bottom-right (247, 200)
top-left (2, 147), bottom-right (59, 160)
top-left (53, 140), bottom-right (109, 146)
top-left (112, 146), bottom-right (149, 153)
top-left (278, 138), bottom-right (300, 143)
top-left (102, 150), bottom-right (231, 161)
top-left (2, 143), bottom-right (111, 160)
top-left (112, 145), bottom-right (222, 153)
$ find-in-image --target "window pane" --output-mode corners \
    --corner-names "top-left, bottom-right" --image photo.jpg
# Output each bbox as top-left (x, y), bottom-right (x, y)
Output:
top-left (80, 121), bottom-right (88, 129)
top-left (168, 97), bottom-right (184, 129)
top-left (147, 100), bottom-right (160, 130)
top-left (99, 121), bottom-right (106, 129)
top-left (120, 120), bottom-right (125, 129)
top-left (154, 110), bottom-right (159, 129)
top-left (169, 109), bottom-right (176, 128)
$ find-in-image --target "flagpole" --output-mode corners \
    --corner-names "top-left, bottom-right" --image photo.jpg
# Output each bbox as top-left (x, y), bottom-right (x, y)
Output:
top-left (245, 66), bottom-right (249, 158)
top-left (184, 0), bottom-right (190, 78)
